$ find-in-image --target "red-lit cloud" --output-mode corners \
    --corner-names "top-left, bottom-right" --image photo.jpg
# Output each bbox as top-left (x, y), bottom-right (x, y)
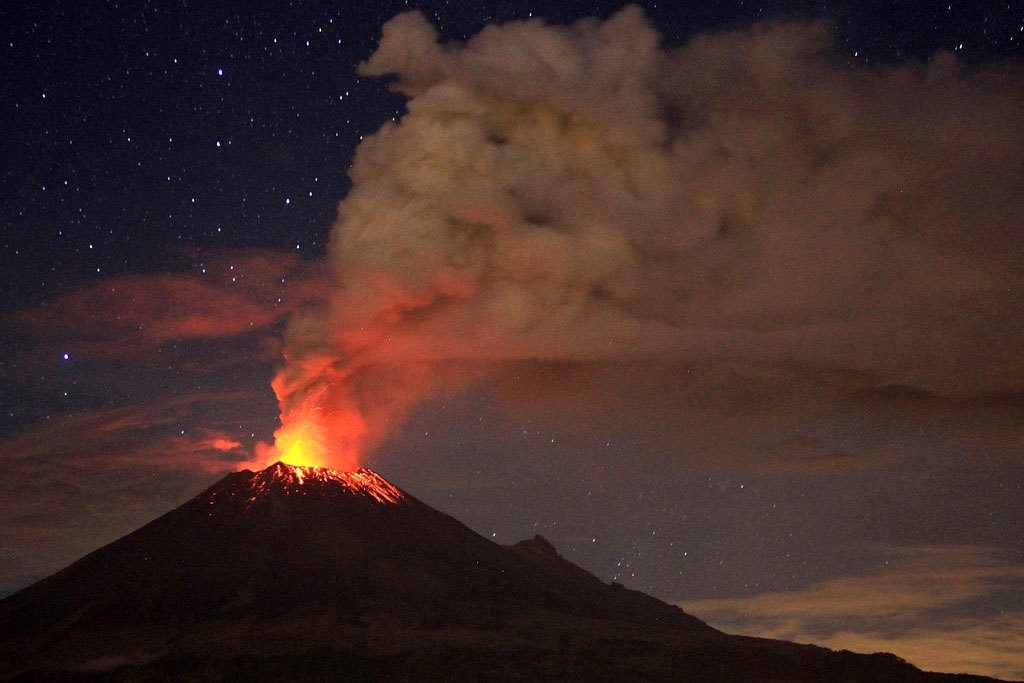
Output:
top-left (208, 437), bottom-right (243, 451)
top-left (10, 250), bottom-right (329, 364)
top-left (0, 394), bottom-right (261, 472)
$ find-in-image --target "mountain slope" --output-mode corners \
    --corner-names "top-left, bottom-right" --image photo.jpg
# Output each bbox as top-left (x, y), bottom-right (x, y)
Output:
top-left (0, 463), bottom-right (1010, 681)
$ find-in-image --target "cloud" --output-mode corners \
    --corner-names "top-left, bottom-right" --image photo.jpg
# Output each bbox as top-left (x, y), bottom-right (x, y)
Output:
top-left (0, 392), bottom-right (265, 472)
top-left (678, 546), bottom-right (1024, 680)
top-left (269, 6), bottom-right (1024, 469)
top-left (8, 250), bottom-right (328, 358)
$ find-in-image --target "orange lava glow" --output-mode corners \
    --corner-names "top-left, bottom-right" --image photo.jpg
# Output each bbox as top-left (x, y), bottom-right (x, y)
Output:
top-left (263, 388), bottom-right (367, 471)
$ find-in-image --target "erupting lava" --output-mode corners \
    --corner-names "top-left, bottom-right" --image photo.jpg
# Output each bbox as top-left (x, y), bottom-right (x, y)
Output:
top-left (264, 383), bottom-right (367, 471)
top-left (272, 415), bottom-right (332, 469)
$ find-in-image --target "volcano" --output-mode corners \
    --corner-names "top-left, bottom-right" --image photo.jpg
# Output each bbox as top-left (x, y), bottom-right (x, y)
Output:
top-left (0, 463), bottom-right (1007, 681)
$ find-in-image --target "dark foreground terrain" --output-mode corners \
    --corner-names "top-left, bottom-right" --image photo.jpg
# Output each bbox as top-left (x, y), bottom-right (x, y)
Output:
top-left (0, 463), bottom-right (1010, 681)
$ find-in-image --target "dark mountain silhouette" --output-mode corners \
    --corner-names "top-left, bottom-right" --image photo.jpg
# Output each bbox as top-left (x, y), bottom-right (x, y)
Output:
top-left (0, 463), bottom-right (1009, 681)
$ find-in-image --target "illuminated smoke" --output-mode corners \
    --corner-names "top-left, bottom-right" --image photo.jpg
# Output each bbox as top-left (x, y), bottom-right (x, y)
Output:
top-left (268, 7), bottom-right (1024, 468)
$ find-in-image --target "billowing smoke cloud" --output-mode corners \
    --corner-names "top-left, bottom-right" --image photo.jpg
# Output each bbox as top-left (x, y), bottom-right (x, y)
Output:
top-left (269, 6), bottom-right (1024, 469)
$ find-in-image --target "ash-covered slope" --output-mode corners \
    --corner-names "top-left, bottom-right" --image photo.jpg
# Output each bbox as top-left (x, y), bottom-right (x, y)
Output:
top-left (0, 463), bottom-right (1010, 682)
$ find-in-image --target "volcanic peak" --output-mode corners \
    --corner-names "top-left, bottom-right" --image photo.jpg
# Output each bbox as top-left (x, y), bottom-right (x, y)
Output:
top-left (237, 461), bottom-right (405, 505)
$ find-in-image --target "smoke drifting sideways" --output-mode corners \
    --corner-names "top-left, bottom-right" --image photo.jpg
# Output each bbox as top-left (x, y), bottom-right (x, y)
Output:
top-left (264, 6), bottom-right (1024, 470)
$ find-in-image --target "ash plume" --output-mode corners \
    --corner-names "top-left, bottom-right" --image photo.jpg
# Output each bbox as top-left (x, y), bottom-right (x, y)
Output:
top-left (269, 6), bottom-right (1024, 468)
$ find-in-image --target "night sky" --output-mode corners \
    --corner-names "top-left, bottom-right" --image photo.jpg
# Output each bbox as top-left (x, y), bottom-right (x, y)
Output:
top-left (3, 1), bottom-right (1024, 679)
